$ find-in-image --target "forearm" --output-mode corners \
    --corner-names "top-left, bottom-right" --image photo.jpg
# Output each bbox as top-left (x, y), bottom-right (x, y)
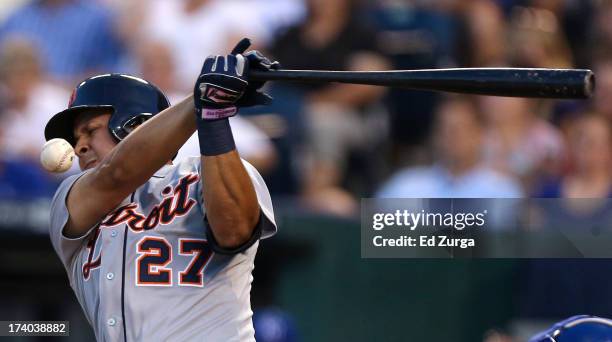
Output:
top-left (193, 41), bottom-right (276, 249)
top-left (100, 95), bottom-right (196, 187)
top-left (202, 151), bottom-right (260, 248)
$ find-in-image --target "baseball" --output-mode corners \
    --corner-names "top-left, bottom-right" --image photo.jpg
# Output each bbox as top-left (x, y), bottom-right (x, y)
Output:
top-left (40, 138), bottom-right (75, 173)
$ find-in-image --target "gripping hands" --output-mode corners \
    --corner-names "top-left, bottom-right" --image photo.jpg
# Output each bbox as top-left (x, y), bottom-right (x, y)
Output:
top-left (194, 38), bottom-right (279, 120)
top-left (193, 38), bottom-right (279, 156)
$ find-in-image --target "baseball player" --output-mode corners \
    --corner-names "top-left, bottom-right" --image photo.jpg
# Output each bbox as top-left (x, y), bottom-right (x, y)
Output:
top-left (44, 40), bottom-right (278, 341)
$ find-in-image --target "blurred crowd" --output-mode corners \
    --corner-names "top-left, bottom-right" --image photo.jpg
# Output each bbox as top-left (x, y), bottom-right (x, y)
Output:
top-left (0, 1), bottom-right (611, 341)
top-left (0, 0), bottom-right (610, 210)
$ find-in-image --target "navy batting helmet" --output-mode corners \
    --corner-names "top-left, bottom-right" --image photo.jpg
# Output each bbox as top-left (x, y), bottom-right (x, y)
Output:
top-left (44, 73), bottom-right (170, 146)
top-left (529, 315), bottom-right (612, 342)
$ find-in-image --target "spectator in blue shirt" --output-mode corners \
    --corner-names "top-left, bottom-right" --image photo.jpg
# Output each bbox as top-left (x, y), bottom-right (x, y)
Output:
top-left (377, 96), bottom-right (523, 199)
top-left (0, 157), bottom-right (57, 199)
top-left (0, 0), bottom-right (125, 83)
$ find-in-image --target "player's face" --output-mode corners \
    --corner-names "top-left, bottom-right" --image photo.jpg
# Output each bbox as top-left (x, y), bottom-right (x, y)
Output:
top-left (73, 112), bottom-right (116, 171)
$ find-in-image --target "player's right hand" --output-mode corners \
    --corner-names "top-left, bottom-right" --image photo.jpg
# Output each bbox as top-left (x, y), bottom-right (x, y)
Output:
top-left (231, 38), bottom-right (280, 107)
top-left (227, 38), bottom-right (280, 108)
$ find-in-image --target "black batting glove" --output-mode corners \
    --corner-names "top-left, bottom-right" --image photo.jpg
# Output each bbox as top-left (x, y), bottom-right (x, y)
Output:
top-left (230, 38), bottom-right (280, 107)
top-left (193, 38), bottom-right (279, 120)
top-left (194, 51), bottom-right (248, 120)
top-left (238, 50), bottom-right (280, 107)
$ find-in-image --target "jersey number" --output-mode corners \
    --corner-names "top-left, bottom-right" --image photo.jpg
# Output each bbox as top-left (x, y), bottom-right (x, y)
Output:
top-left (136, 237), bottom-right (213, 287)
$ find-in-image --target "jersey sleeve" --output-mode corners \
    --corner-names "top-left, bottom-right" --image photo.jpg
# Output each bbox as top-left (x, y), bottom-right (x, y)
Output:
top-left (49, 172), bottom-right (96, 271)
top-left (241, 159), bottom-right (277, 239)
top-left (191, 155), bottom-right (277, 240)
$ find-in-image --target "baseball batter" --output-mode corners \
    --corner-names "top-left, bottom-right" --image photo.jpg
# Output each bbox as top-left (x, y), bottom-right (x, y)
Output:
top-left (44, 40), bottom-right (278, 341)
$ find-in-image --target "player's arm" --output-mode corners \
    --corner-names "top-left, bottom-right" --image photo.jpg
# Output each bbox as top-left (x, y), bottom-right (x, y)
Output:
top-left (195, 40), bottom-right (277, 251)
top-left (64, 96), bottom-right (197, 238)
top-left (201, 151), bottom-right (261, 250)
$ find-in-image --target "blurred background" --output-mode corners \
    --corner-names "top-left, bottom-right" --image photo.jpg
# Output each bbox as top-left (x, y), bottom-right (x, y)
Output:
top-left (0, 0), bottom-right (611, 341)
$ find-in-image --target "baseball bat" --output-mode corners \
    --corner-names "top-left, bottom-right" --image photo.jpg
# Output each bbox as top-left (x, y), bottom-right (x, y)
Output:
top-left (249, 68), bottom-right (595, 99)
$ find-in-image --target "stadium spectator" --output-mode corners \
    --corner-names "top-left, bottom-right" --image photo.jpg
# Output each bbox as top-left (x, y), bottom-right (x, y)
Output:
top-left (377, 96), bottom-right (523, 198)
top-left (479, 7), bottom-right (572, 192)
top-left (0, 38), bottom-right (65, 198)
top-left (507, 5), bottom-right (574, 69)
top-left (366, 0), bottom-right (459, 165)
top-left (591, 0), bottom-right (612, 55)
top-left (473, 6), bottom-right (574, 192)
top-left (134, 0), bottom-right (268, 91)
top-left (0, 38), bottom-right (68, 160)
top-left (478, 95), bottom-right (565, 191)
top-left (535, 113), bottom-right (611, 198)
top-left (134, 40), bottom-right (178, 99)
top-left (0, 157), bottom-right (57, 198)
top-left (451, 0), bottom-right (507, 67)
top-left (0, 0), bottom-right (125, 84)
top-left (250, 0), bottom-right (305, 44)
top-left (270, 0), bottom-right (389, 216)
top-left (523, 0), bottom-right (594, 67)
top-left (592, 54), bottom-right (612, 122)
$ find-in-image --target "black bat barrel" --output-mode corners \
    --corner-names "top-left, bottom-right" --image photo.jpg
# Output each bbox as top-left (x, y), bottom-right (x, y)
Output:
top-left (249, 68), bottom-right (595, 99)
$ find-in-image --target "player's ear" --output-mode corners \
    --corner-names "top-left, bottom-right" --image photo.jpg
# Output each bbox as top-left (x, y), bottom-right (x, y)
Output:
top-left (231, 38), bottom-right (251, 55)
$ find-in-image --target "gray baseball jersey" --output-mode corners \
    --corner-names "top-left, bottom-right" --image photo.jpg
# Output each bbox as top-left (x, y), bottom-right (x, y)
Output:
top-left (49, 157), bottom-right (276, 341)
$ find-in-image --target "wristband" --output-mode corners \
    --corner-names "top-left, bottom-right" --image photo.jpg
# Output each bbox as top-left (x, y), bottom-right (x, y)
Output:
top-left (199, 105), bottom-right (238, 120)
top-left (197, 116), bottom-right (236, 156)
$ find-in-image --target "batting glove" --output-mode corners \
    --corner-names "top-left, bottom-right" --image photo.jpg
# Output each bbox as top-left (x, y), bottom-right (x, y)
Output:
top-left (226, 38), bottom-right (280, 107)
top-left (194, 38), bottom-right (280, 120)
top-left (194, 52), bottom-right (248, 120)
top-left (237, 49), bottom-right (280, 107)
